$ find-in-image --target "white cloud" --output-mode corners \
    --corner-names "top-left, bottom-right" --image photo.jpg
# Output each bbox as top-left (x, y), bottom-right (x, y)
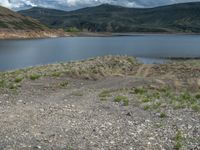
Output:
top-left (0, 0), bottom-right (36, 9)
top-left (0, 0), bottom-right (200, 10)
top-left (0, 0), bottom-right (12, 8)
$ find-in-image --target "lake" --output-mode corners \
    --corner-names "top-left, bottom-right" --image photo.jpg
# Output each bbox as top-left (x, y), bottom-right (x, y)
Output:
top-left (0, 34), bottom-right (200, 71)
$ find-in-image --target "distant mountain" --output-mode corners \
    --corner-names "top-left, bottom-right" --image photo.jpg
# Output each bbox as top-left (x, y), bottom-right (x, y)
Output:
top-left (19, 2), bottom-right (200, 33)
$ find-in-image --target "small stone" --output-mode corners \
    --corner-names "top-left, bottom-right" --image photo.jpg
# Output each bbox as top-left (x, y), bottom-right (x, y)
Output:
top-left (39, 108), bottom-right (45, 112)
top-left (37, 145), bottom-right (42, 149)
top-left (126, 112), bottom-right (131, 116)
top-left (18, 100), bottom-right (23, 103)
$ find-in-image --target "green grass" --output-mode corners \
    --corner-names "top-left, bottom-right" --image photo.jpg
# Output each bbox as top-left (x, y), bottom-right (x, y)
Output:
top-left (191, 103), bottom-right (200, 112)
top-left (59, 81), bottom-right (69, 87)
top-left (0, 80), bottom-right (6, 88)
top-left (173, 130), bottom-right (183, 150)
top-left (152, 92), bottom-right (160, 99)
top-left (51, 72), bottom-right (62, 77)
top-left (143, 105), bottom-right (151, 110)
top-left (29, 74), bottom-right (41, 80)
top-left (114, 95), bottom-right (129, 106)
top-left (99, 90), bottom-right (111, 98)
top-left (114, 95), bottom-right (126, 102)
top-left (134, 87), bottom-right (146, 95)
top-left (195, 93), bottom-right (200, 99)
top-left (0, 80), bottom-right (17, 90)
top-left (141, 95), bottom-right (151, 103)
top-left (8, 83), bottom-right (17, 90)
top-left (14, 77), bottom-right (23, 83)
top-left (127, 57), bottom-right (136, 64)
top-left (65, 27), bottom-right (80, 32)
top-left (70, 91), bottom-right (83, 96)
top-left (151, 102), bottom-right (162, 109)
top-left (160, 112), bottom-right (167, 118)
top-left (123, 99), bottom-right (129, 106)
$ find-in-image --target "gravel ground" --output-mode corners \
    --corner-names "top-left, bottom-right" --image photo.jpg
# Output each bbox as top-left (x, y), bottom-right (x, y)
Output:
top-left (0, 56), bottom-right (200, 150)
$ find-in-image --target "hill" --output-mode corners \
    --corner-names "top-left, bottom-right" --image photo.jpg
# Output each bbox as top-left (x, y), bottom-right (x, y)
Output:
top-left (0, 6), bottom-right (66, 39)
top-left (19, 2), bottom-right (200, 33)
top-left (0, 6), bottom-right (49, 30)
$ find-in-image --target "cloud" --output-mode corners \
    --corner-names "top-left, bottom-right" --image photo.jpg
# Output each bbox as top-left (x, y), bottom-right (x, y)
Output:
top-left (0, 0), bottom-right (200, 10)
top-left (0, 0), bottom-right (36, 10)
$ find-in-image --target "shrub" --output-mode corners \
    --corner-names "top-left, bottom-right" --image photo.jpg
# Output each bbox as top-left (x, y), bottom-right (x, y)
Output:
top-left (134, 87), bottom-right (146, 95)
top-left (29, 74), bottom-right (40, 80)
top-left (14, 77), bottom-right (23, 83)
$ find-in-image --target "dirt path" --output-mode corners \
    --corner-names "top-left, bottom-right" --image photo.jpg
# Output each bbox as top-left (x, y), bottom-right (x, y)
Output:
top-left (135, 64), bottom-right (153, 77)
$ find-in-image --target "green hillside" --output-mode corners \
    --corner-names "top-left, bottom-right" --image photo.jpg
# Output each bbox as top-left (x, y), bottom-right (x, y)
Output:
top-left (0, 6), bottom-right (48, 30)
top-left (18, 2), bottom-right (200, 33)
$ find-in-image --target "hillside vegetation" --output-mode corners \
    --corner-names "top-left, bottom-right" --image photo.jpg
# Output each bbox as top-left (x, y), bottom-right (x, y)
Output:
top-left (0, 6), bottom-right (68, 39)
top-left (0, 6), bottom-right (48, 31)
top-left (19, 2), bottom-right (200, 33)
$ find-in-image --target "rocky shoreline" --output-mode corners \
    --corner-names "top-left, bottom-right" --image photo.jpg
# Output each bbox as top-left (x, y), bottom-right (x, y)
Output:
top-left (0, 56), bottom-right (199, 150)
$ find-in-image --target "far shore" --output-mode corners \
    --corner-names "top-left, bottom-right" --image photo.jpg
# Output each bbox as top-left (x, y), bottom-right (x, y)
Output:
top-left (1, 30), bottom-right (200, 40)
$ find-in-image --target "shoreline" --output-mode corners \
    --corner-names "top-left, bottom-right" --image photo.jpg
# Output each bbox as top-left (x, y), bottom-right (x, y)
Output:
top-left (0, 29), bottom-right (69, 40)
top-left (1, 31), bottom-right (200, 40)
top-left (1, 56), bottom-right (200, 73)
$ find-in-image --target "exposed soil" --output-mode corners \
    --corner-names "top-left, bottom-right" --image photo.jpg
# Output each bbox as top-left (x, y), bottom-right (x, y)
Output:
top-left (0, 56), bottom-right (199, 150)
top-left (0, 29), bottom-right (69, 40)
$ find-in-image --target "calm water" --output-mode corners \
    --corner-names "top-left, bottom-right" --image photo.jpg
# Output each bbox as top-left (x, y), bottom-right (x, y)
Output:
top-left (0, 34), bottom-right (200, 71)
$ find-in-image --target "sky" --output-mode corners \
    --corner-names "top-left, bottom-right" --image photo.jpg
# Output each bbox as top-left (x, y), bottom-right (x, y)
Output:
top-left (0, 0), bottom-right (200, 10)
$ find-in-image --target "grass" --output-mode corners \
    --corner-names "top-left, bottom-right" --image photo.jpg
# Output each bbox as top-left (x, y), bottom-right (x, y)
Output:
top-left (141, 95), bottom-right (152, 103)
top-left (123, 99), bottom-right (129, 106)
top-left (152, 92), bottom-right (160, 99)
top-left (134, 87), bottom-right (146, 95)
top-left (195, 93), bottom-right (200, 99)
top-left (0, 80), bottom-right (6, 88)
top-left (191, 103), bottom-right (200, 112)
top-left (127, 57), bottom-right (136, 64)
top-left (0, 80), bottom-right (17, 90)
top-left (114, 95), bottom-right (125, 102)
top-left (51, 72), bottom-right (62, 77)
top-left (8, 83), bottom-right (17, 90)
top-left (97, 85), bottom-right (200, 112)
top-left (143, 105), bottom-right (151, 110)
top-left (114, 95), bottom-right (129, 106)
top-left (173, 130), bottom-right (183, 150)
top-left (99, 90), bottom-right (111, 98)
top-left (65, 27), bottom-right (80, 32)
top-left (14, 77), bottom-right (23, 83)
top-left (70, 91), bottom-right (83, 96)
top-left (134, 88), bottom-right (200, 112)
top-left (59, 81), bottom-right (69, 87)
top-left (29, 74), bottom-right (41, 80)
top-left (0, 56), bottom-right (137, 91)
top-left (160, 112), bottom-right (167, 118)
top-left (151, 102), bottom-right (162, 109)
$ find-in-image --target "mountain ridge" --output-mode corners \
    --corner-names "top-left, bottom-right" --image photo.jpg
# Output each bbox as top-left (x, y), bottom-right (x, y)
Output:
top-left (19, 2), bottom-right (200, 33)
